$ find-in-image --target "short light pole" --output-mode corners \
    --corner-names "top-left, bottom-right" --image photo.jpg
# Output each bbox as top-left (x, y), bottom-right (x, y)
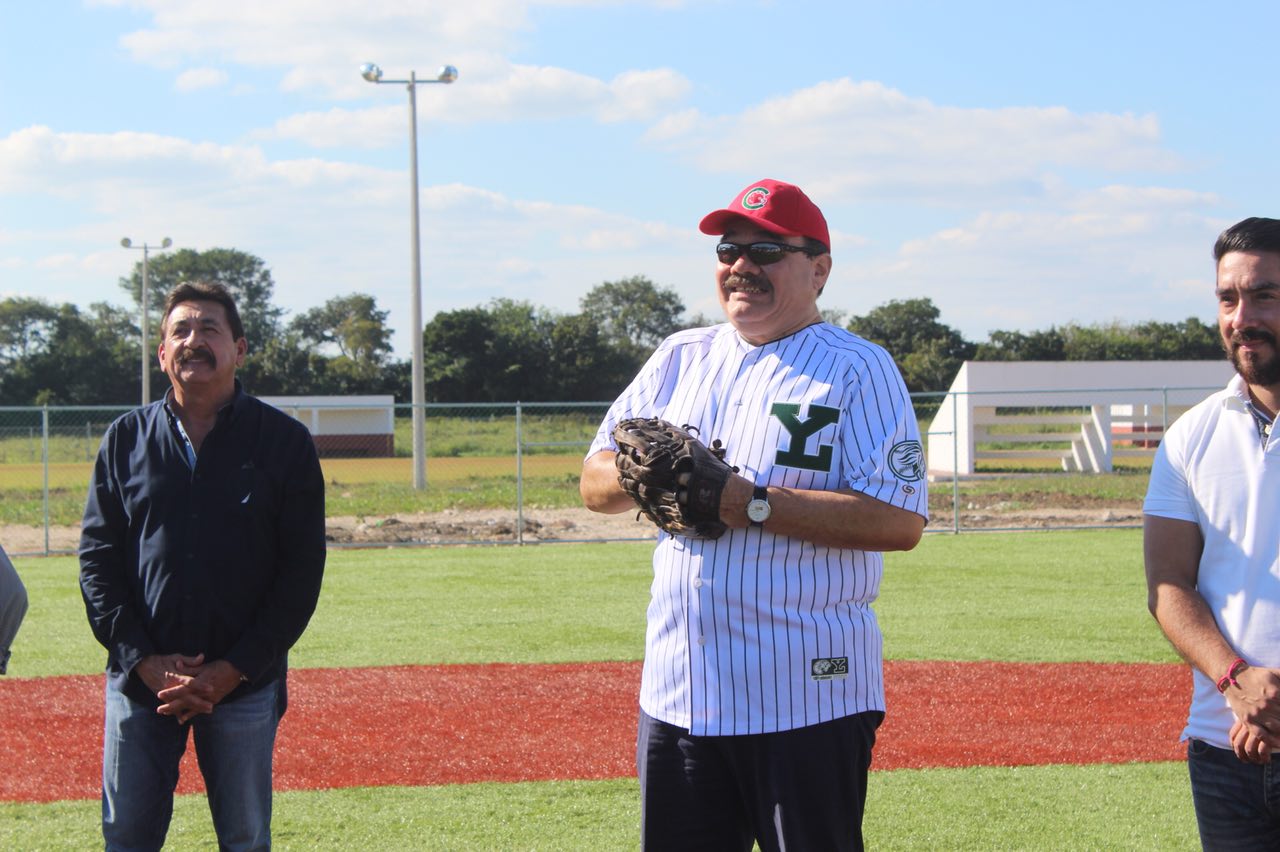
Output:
top-left (120, 236), bottom-right (173, 405)
top-left (360, 61), bottom-right (458, 491)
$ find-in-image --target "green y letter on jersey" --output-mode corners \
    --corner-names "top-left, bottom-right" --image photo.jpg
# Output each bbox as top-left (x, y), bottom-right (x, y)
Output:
top-left (771, 403), bottom-right (839, 471)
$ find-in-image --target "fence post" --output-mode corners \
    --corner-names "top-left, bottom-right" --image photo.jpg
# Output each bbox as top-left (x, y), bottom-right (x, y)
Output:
top-left (950, 391), bottom-right (960, 534)
top-left (515, 402), bottom-right (524, 546)
top-left (42, 405), bottom-right (51, 556)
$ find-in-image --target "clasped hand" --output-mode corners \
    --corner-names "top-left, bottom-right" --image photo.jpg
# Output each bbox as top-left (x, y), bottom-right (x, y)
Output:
top-left (136, 653), bottom-right (244, 724)
top-left (1226, 665), bottom-right (1280, 764)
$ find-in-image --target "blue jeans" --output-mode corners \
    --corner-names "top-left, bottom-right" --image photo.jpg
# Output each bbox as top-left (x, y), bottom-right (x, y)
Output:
top-left (102, 677), bottom-right (282, 852)
top-left (1187, 738), bottom-right (1280, 851)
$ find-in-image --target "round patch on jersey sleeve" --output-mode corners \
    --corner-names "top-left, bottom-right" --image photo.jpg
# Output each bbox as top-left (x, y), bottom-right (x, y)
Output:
top-left (888, 440), bottom-right (925, 482)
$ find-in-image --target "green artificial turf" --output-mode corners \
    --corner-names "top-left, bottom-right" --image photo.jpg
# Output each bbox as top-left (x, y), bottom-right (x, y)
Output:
top-left (879, 528), bottom-right (1177, 663)
top-left (3, 530), bottom-right (1199, 851)
top-left (5, 543), bottom-right (656, 677)
top-left (6, 530), bottom-right (1169, 679)
top-left (0, 763), bottom-right (1198, 850)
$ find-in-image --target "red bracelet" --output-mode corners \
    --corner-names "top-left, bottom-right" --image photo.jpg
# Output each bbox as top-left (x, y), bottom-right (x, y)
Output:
top-left (1216, 657), bottom-right (1248, 693)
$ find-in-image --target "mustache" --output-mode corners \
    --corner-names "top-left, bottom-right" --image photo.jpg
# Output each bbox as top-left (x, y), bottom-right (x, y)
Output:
top-left (178, 348), bottom-right (216, 367)
top-left (1231, 328), bottom-right (1277, 347)
top-left (725, 272), bottom-right (770, 290)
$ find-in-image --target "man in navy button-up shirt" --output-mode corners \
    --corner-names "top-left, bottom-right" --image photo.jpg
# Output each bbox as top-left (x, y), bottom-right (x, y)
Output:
top-left (80, 280), bottom-right (326, 851)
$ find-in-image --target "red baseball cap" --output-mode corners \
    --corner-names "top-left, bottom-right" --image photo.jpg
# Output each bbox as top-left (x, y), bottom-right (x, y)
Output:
top-left (698, 179), bottom-right (830, 249)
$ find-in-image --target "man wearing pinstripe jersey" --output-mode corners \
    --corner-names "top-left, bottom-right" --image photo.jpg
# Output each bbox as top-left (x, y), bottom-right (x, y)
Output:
top-left (581, 179), bottom-right (928, 851)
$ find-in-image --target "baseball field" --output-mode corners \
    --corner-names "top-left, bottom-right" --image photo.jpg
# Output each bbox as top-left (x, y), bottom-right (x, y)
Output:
top-left (0, 530), bottom-right (1199, 849)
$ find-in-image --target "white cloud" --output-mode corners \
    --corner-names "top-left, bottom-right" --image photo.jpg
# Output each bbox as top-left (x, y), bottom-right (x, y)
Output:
top-left (174, 67), bottom-right (228, 92)
top-left (34, 253), bottom-right (82, 271)
top-left (90, 1), bottom-right (692, 133)
top-left (0, 126), bottom-right (247, 196)
top-left (648, 78), bottom-right (1184, 204)
top-left (835, 185), bottom-right (1223, 339)
top-left (258, 107), bottom-right (398, 149)
top-left (0, 124), bottom-right (706, 356)
top-left (598, 69), bottom-right (691, 123)
top-left (261, 61), bottom-right (691, 148)
top-left (99, 0), bottom-right (535, 69)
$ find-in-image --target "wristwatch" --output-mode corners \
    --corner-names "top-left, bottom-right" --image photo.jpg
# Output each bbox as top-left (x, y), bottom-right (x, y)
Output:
top-left (746, 485), bottom-right (771, 527)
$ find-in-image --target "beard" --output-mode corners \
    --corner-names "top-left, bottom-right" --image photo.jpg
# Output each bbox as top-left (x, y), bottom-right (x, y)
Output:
top-left (1226, 328), bottom-right (1280, 387)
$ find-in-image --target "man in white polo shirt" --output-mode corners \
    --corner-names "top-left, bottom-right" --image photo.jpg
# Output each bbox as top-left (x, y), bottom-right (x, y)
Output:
top-left (1145, 216), bottom-right (1280, 849)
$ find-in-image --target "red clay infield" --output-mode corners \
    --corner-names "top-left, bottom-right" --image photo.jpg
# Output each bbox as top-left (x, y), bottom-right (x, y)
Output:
top-left (0, 660), bottom-right (1189, 804)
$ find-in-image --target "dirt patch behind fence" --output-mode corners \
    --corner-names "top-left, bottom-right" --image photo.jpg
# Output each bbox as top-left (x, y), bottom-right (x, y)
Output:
top-left (3, 499), bottom-right (1144, 556)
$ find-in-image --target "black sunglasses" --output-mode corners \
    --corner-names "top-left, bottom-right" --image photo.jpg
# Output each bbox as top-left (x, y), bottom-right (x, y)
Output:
top-left (716, 241), bottom-right (815, 266)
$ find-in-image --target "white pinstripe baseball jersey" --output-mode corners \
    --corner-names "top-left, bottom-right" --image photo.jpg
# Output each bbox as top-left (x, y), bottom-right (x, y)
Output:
top-left (588, 321), bottom-right (928, 736)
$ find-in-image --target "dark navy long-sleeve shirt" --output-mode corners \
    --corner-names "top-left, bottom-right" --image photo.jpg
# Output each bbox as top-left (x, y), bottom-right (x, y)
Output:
top-left (79, 383), bottom-right (326, 709)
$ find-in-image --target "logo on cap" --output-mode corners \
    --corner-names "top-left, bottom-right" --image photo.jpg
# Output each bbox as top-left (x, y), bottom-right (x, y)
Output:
top-left (741, 187), bottom-right (770, 211)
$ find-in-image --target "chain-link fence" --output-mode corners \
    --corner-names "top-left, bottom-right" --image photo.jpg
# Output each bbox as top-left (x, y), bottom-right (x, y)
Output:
top-left (919, 382), bottom-right (1224, 533)
top-left (0, 384), bottom-right (1226, 556)
top-left (0, 401), bottom-right (617, 556)
top-left (0, 405), bottom-right (133, 556)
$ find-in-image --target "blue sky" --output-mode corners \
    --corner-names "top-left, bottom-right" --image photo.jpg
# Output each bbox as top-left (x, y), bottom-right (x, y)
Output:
top-left (3, 0), bottom-right (1276, 359)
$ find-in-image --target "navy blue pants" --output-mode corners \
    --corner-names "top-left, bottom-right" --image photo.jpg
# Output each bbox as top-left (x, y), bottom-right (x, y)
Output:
top-left (1188, 738), bottom-right (1280, 851)
top-left (637, 709), bottom-right (883, 852)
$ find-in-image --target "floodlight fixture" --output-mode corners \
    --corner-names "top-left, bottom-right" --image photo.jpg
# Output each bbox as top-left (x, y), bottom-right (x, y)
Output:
top-left (120, 236), bottom-right (175, 405)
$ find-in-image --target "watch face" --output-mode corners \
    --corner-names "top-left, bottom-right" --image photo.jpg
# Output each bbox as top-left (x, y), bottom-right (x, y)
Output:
top-left (746, 498), bottom-right (771, 523)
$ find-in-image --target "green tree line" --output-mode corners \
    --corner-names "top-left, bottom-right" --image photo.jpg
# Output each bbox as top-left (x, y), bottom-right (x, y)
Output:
top-left (0, 248), bottom-right (1224, 406)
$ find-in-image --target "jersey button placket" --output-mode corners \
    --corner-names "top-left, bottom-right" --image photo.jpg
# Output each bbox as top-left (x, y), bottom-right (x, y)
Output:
top-left (693, 575), bottom-right (709, 647)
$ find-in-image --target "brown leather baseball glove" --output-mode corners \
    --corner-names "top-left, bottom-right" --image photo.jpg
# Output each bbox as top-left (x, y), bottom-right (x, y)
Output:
top-left (613, 417), bottom-right (737, 539)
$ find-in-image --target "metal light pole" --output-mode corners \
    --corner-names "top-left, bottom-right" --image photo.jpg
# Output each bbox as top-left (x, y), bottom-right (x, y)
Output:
top-left (120, 236), bottom-right (173, 405)
top-left (360, 61), bottom-right (457, 491)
